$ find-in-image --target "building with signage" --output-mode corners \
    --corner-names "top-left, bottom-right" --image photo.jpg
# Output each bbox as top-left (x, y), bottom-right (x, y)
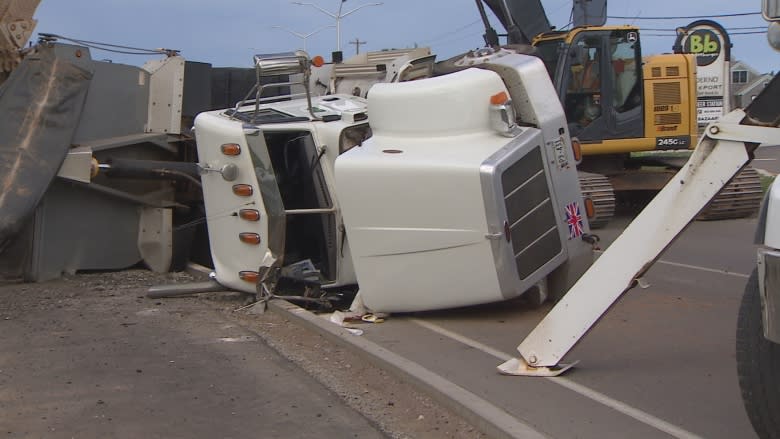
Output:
top-left (673, 20), bottom-right (731, 128)
top-left (730, 60), bottom-right (774, 109)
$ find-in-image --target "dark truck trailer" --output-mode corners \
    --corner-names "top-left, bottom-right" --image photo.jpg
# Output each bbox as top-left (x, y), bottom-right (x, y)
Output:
top-left (0, 38), bottom-right (283, 281)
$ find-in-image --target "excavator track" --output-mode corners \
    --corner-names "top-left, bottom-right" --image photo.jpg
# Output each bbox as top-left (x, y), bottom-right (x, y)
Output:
top-left (697, 166), bottom-right (764, 221)
top-left (578, 172), bottom-right (615, 229)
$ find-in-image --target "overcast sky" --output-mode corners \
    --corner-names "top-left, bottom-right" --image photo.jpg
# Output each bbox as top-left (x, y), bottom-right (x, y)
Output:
top-left (33, 0), bottom-right (777, 74)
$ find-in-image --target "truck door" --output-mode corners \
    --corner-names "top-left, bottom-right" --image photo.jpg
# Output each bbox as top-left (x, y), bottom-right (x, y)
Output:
top-left (261, 130), bottom-right (338, 283)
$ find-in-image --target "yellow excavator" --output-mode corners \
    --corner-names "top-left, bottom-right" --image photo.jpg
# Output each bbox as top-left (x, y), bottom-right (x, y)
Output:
top-left (471, 0), bottom-right (762, 227)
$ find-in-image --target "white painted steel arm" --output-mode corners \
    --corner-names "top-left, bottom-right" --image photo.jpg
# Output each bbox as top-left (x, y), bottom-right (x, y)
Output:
top-left (499, 109), bottom-right (774, 375)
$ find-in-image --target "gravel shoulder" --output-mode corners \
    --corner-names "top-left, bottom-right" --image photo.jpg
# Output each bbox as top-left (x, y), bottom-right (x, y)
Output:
top-left (0, 270), bottom-right (486, 439)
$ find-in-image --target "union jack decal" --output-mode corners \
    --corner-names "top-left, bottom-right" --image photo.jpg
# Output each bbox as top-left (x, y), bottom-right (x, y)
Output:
top-left (565, 202), bottom-right (584, 239)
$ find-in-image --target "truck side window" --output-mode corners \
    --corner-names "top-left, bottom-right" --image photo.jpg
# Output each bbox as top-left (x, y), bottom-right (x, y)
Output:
top-left (339, 123), bottom-right (372, 154)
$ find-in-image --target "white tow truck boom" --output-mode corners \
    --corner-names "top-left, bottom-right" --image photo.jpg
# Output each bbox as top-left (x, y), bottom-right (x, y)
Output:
top-left (500, 73), bottom-right (780, 376)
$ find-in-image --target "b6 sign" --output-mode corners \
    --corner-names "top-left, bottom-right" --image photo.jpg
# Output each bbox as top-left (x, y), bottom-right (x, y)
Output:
top-left (684, 29), bottom-right (721, 66)
top-left (674, 20), bottom-right (731, 126)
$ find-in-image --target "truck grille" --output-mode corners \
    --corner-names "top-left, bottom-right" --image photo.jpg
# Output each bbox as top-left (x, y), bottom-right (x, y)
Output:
top-left (501, 147), bottom-right (562, 280)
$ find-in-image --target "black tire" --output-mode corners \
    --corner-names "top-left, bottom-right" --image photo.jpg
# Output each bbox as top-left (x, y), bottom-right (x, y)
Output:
top-left (736, 268), bottom-right (780, 439)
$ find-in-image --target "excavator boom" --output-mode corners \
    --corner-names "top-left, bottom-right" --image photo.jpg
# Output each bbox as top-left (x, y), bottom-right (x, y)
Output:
top-left (479, 0), bottom-right (607, 45)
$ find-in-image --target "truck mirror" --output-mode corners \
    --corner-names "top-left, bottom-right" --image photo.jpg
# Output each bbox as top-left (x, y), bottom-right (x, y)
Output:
top-left (764, 0), bottom-right (780, 21)
top-left (769, 22), bottom-right (780, 51)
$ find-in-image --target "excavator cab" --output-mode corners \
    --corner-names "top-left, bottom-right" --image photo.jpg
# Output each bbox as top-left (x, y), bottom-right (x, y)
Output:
top-left (475, 1), bottom-right (756, 228)
top-left (534, 26), bottom-right (700, 156)
top-left (534, 27), bottom-right (644, 143)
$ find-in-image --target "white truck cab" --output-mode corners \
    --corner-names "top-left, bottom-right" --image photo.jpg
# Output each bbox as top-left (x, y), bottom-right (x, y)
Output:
top-left (752, 176), bottom-right (780, 345)
top-left (739, 171), bottom-right (780, 439)
top-left (194, 52), bottom-right (371, 292)
top-left (194, 50), bottom-right (594, 312)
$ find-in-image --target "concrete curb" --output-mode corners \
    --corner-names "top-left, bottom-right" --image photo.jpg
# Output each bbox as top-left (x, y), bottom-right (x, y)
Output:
top-left (268, 300), bottom-right (548, 439)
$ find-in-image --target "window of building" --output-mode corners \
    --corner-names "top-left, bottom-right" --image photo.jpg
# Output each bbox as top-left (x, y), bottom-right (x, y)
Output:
top-left (732, 70), bottom-right (748, 84)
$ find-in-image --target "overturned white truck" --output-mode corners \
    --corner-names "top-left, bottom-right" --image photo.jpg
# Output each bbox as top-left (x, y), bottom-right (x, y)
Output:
top-left (193, 50), bottom-right (595, 312)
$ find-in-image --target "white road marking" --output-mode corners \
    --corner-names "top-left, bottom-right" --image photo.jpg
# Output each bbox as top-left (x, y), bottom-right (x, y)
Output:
top-left (595, 250), bottom-right (749, 278)
top-left (654, 259), bottom-right (749, 278)
top-left (410, 318), bottom-right (704, 439)
top-left (217, 335), bottom-right (257, 343)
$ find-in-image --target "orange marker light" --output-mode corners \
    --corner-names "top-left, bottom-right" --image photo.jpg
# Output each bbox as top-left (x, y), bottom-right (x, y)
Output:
top-left (584, 198), bottom-right (596, 219)
top-left (232, 184), bottom-right (253, 197)
top-left (312, 55), bottom-right (325, 67)
top-left (239, 232), bottom-right (262, 245)
top-left (490, 91), bottom-right (509, 105)
top-left (221, 143), bottom-right (241, 156)
top-left (239, 209), bottom-right (261, 221)
top-left (239, 271), bottom-right (260, 283)
top-left (571, 137), bottom-right (583, 162)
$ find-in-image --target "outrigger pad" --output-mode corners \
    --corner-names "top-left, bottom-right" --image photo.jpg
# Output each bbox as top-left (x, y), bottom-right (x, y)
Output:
top-left (0, 45), bottom-right (92, 250)
top-left (497, 357), bottom-right (578, 377)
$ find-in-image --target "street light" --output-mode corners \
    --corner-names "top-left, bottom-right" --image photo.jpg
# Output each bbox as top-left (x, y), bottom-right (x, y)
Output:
top-left (291, 1), bottom-right (383, 52)
top-left (272, 25), bottom-right (335, 52)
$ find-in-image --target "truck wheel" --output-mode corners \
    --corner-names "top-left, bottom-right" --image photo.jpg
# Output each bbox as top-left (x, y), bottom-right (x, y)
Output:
top-left (736, 268), bottom-right (780, 439)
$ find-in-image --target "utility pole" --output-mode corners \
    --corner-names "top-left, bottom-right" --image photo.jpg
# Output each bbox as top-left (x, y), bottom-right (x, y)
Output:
top-left (291, 1), bottom-right (383, 52)
top-left (350, 38), bottom-right (366, 54)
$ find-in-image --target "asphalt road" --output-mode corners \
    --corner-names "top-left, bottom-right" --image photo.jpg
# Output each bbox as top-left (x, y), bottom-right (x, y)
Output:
top-left (754, 143), bottom-right (780, 175)
top-left (345, 212), bottom-right (759, 439)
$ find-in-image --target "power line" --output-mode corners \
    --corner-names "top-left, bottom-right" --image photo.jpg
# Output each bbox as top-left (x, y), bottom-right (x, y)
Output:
top-left (643, 31), bottom-right (767, 37)
top-left (608, 11), bottom-right (760, 20)
top-left (724, 30), bottom-right (768, 35)
top-left (427, 29), bottom-right (486, 48)
top-left (640, 26), bottom-right (766, 32)
top-left (420, 19), bottom-right (481, 45)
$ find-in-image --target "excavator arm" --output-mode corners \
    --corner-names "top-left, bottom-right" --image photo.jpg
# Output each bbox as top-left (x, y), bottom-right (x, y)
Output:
top-left (0, 0), bottom-right (40, 77)
top-left (480, 0), bottom-right (551, 45)
top-left (477, 0), bottom-right (606, 46)
top-left (499, 72), bottom-right (780, 376)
